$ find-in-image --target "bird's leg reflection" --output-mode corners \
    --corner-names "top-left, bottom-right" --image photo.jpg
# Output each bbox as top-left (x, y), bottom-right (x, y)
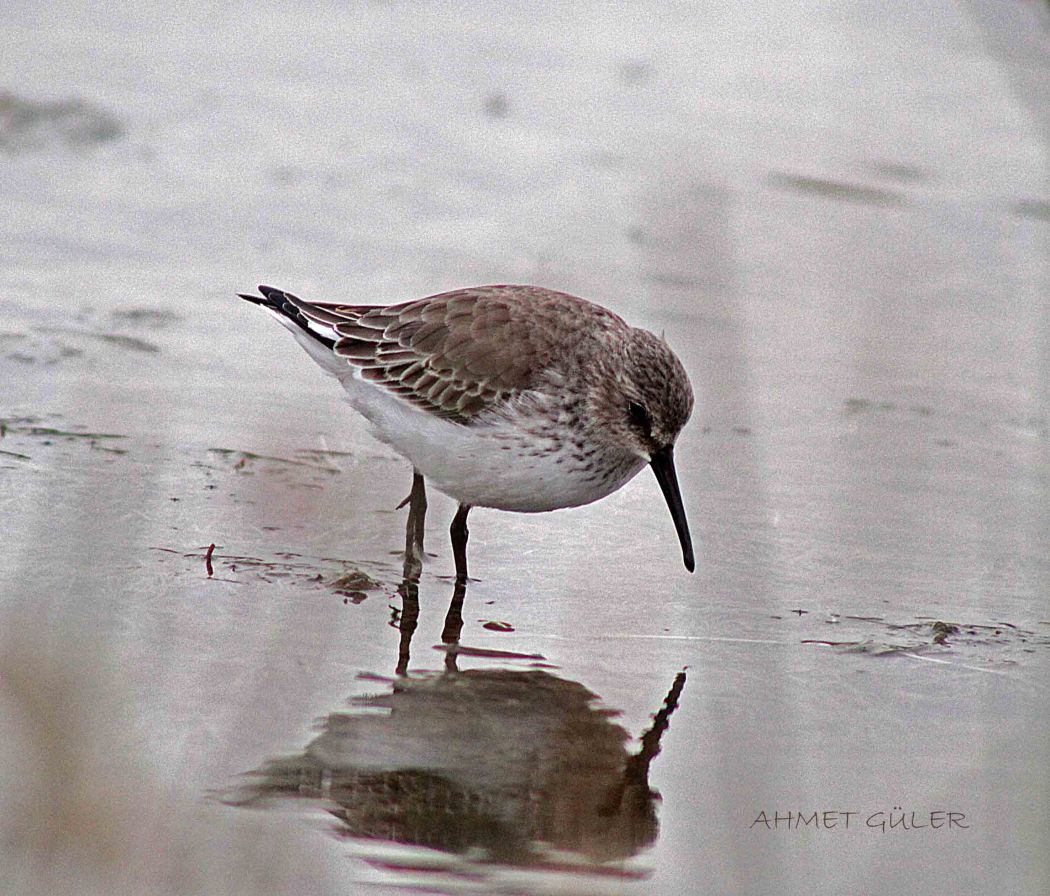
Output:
top-left (394, 475), bottom-right (426, 676)
top-left (394, 573), bottom-right (420, 677)
top-left (440, 579), bottom-right (466, 672)
top-left (395, 546), bottom-right (468, 676)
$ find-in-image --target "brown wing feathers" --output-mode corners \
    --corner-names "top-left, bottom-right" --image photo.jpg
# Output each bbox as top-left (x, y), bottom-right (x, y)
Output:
top-left (328, 296), bottom-right (514, 421)
top-left (241, 285), bottom-right (605, 425)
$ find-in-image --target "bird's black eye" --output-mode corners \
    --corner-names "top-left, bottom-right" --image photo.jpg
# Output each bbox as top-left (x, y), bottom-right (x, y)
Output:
top-left (627, 401), bottom-right (651, 432)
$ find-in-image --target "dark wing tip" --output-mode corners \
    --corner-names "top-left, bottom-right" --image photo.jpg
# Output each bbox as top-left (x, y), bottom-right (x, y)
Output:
top-left (238, 285), bottom-right (293, 308)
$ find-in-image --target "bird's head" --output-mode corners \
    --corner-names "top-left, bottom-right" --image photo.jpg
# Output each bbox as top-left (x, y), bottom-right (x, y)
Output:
top-left (592, 328), bottom-right (695, 571)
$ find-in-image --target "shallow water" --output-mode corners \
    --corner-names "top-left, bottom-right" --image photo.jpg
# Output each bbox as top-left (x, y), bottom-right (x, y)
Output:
top-left (2, 1), bottom-right (1049, 894)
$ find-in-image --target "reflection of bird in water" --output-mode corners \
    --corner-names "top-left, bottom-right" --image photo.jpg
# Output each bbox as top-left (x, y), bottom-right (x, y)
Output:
top-left (239, 284), bottom-right (695, 580)
top-left (228, 537), bottom-right (686, 880)
top-left (228, 666), bottom-right (685, 869)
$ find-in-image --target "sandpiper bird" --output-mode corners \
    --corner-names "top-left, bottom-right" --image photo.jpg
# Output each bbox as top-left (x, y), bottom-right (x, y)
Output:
top-left (239, 284), bottom-right (695, 580)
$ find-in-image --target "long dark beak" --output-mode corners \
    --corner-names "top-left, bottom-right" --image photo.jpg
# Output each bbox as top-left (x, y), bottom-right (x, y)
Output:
top-left (650, 445), bottom-right (695, 572)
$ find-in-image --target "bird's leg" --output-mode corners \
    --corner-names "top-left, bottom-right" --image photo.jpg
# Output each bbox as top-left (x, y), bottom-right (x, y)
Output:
top-left (400, 469), bottom-right (427, 575)
top-left (411, 471), bottom-right (427, 552)
top-left (450, 504), bottom-right (471, 583)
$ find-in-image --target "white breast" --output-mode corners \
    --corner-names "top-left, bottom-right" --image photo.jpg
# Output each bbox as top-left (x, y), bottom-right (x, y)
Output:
top-left (341, 369), bottom-right (642, 512)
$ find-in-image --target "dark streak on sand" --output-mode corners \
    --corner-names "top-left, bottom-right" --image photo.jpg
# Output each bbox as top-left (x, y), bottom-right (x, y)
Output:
top-left (35, 326), bottom-right (160, 353)
top-left (435, 644), bottom-right (545, 661)
top-left (209, 447), bottom-right (341, 472)
top-left (4, 423), bottom-right (125, 441)
top-left (152, 545), bottom-right (388, 599)
top-left (798, 616), bottom-right (1050, 657)
top-left (770, 172), bottom-right (905, 206)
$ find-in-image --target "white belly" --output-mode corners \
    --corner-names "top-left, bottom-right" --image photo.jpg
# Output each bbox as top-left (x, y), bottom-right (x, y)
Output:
top-left (403, 420), bottom-right (644, 512)
top-left (337, 369), bottom-right (643, 512)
